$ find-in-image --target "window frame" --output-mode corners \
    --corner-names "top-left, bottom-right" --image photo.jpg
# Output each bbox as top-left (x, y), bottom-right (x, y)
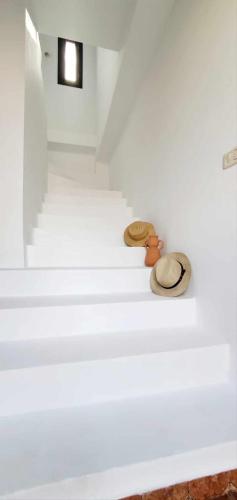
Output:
top-left (58, 37), bottom-right (83, 89)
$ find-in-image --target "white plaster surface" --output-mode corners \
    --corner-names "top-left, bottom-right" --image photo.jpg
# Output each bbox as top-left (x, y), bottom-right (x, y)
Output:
top-left (1, 4), bottom-right (237, 496)
top-left (3, 441), bottom-right (237, 499)
top-left (0, 1), bottom-right (25, 267)
top-left (24, 12), bottom-right (48, 246)
top-left (0, 385), bottom-right (236, 497)
top-left (97, 0), bottom-right (175, 160)
top-left (48, 161), bottom-right (109, 189)
top-left (110, 0), bottom-right (237, 341)
top-left (40, 35), bottom-right (97, 147)
top-left (0, 3), bottom-right (48, 266)
top-left (97, 47), bottom-right (121, 145)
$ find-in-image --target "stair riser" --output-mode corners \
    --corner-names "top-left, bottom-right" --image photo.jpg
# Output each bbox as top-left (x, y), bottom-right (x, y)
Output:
top-left (33, 230), bottom-right (126, 247)
top-left (0, 268), bottom-right (151, 297)
top-left (0, 332), bottom-right (224, 370)
top-left (41, 204), bottom-right (133, 217)
top-left (0, 345), bottom-right (229, 417)
top-left (44, 195), bottom-right (126, 206)
top-left (48, 181), bottom-right (109, 191)
top-left (38, 214), bottom-right (135, 233)
top-left (3, 441), bottom-right (236, 500)
top-left (35, 230), bottom-right (133, 244)
top-left (0, 298), bottom-right (197, 341)
top-left (46, 189), bottom-right (122, 199)
top-left (48, 173), bottom-right (109, 190)
top-left (27, 246), bottom-right (145, 268)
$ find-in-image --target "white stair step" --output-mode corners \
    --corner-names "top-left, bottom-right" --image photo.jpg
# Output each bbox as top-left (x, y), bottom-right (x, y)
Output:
top-left (0, 342), bottom-right (230, 417)
top-left (48, 178), bottom-right (108, 191)
top-left (27, 245), bottom-right (145, 268)
top-left (48, 172), bottom-right (109, 191)
top-left (48, 171), bottom-right (95, 182)
top-left (46, 188), bottom-right (122, 199)
top-left (45, 194), bottom-right (125, 206)
top-left (41, 203), bottom-right (132, 217)
top-left (0, 294), bottom-right (197, 341)
top-left (38, 213), bottom-right (135, 234)
top-left (33, 229), bottom-right (129, 248)
top-left (0, 328), bottom-right (226, 371)
top-left (1, 384), bottom-right (236, 498)
top-left (3, 439), bottom-right (236, 500)
top-left (0, 268), bottom-right (152, 297)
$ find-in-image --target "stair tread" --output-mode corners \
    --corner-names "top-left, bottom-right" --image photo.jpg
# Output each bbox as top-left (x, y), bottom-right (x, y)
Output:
top-left (0, 382), bottom-right (236, 499)
top-left (43, 197), bottom-right (127, 203)
top-left (28, 245), bottom-right (143, 251)
top-left (0, 291), bottom-right (194, 308)
top-left (46, 189), bottom-right (122, 197)
top-left (44, 197), bottom-right (126, 204)
top-left (0, 341), bottom-right (229, 417)
top-left (0, 327), bottom-right (227, 370)
top-left (38, 212), bottom-right (134, 220)
top-left (0, 292), bottom-right (196, 344)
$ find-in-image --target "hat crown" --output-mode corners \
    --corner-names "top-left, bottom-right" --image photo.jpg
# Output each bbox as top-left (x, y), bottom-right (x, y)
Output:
top-left (156, 255), bottom-right (181, 288)
top-left (128, 222), bottom-right (147, 241)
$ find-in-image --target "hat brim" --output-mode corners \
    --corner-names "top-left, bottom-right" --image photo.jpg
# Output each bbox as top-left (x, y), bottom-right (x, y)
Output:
top-left (124, 222), bottom-right (155, 247)
top-left (150, 252), bottom-right (191, 297)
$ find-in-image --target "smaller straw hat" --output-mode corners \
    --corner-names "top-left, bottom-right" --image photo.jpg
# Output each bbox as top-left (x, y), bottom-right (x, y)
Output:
top-left (124, 221), bottom-right (155, 247)
top-left (150, 252), bottom-right (191, 297)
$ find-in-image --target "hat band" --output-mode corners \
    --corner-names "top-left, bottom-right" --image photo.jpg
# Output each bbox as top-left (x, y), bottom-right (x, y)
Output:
top-left (160, 262), bottom-right (186, 290)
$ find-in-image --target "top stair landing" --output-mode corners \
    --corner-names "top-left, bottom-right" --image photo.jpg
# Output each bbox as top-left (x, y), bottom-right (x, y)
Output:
top-left (48, 168), bottom-right (110, 192)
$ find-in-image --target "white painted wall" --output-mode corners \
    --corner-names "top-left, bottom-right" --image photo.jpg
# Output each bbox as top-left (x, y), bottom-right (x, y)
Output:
top-left (40, 34), bottom-right (97, 147)
top-left (47, 145), bottom-right (109, 189)
top-left (97, 47), bottom-right (121, 146)
top-left (97, 0), bottom-right (175, 161)
top-left (110, 0), bottom-right (237, 338)
top-left (24, 12), bottom-right (48, 246)
top-left (0, 3), bottom-right (48, 267)
top-left (0, 1), bottom-right (25, 267)
top-left (48, 147), bottom-right (96, 180)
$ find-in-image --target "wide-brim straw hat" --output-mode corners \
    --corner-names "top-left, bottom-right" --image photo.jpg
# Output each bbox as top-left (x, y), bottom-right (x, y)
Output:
top-left (150, 252), bottom-right (191, 297)
top-left (124, 221), bottom-right (156, 247)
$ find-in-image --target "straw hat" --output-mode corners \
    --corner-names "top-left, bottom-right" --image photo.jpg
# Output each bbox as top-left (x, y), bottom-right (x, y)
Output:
top-left (150, 252), bottom-right (191, 297)
top-left (124, 221), bottom-right (155, 247)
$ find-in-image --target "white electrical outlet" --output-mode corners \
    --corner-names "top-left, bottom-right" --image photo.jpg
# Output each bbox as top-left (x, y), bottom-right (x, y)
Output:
top-left (223, 148), bottom-right (237, 169)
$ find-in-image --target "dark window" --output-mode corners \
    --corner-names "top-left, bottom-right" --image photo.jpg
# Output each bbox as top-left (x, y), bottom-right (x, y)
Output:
top-left (58, 38), bottom-right (83, 88)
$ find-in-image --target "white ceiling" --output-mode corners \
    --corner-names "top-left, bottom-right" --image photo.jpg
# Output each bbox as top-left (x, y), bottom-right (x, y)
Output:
top-left (27, 0), bottom-right (137, 50)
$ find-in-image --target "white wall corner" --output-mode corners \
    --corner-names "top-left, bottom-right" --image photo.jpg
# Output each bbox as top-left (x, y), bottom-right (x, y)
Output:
top-left (96, 0), bottom-right (175, 162)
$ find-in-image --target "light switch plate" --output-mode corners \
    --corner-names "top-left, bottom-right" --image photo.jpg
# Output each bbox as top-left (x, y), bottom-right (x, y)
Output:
top-left (223, 148), bottom-right (237, 169)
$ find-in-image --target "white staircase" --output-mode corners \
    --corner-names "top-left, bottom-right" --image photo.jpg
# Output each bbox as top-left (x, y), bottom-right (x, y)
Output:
top-left (27, 172), bottom-right (142, 267)
top-left (0, 169), bottom-right (236, 499)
